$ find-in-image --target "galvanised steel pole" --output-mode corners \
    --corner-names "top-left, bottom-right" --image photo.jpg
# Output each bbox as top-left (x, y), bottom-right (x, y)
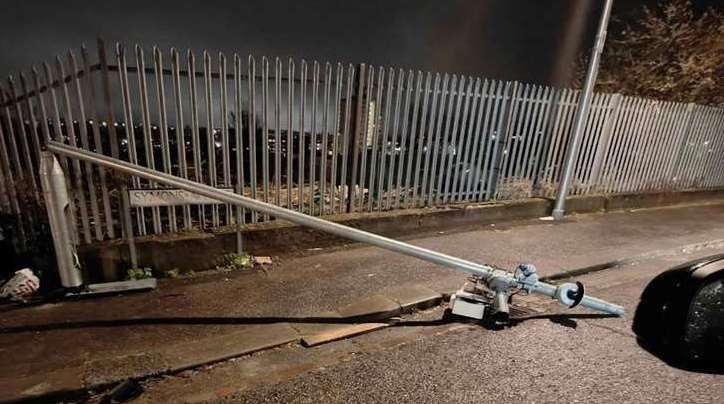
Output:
top-left (552, 0), bottom-right (614, 220)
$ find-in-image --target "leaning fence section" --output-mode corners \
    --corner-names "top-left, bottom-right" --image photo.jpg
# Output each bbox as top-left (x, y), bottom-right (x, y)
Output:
top-left (1, 40), bottom-right (723, 248)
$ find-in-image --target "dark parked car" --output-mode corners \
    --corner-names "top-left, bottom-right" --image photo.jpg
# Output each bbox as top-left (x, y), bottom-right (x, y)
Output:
top-left (633, 253), bottom-right (724, 371)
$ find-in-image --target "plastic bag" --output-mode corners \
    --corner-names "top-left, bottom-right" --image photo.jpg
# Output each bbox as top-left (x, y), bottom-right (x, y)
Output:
top-left (0, 268), bottom-right (40, 302)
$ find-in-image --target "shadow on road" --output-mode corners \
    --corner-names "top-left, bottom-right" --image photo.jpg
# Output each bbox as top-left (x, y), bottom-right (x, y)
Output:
top-left (634, 338), bottom-right (724, 375)
top-left (0, 312), bottom-right (618, 334)
top-left (509, 312), bottom-right (618, 329)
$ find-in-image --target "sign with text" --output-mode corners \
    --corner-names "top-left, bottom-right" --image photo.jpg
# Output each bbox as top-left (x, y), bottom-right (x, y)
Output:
top-left (129, 188), bottom-right (234, 207)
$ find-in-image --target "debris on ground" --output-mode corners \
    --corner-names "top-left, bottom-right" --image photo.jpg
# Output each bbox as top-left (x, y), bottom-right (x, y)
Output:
top-left (177, 369), bottom-right (198, 379)
top-left (103, 379), bottom-right (143, 403)
top-left (253, 256), bottom-right (273, 266)
top-left (125, 267), bottom-right (153, 281)
top-left (164, 268), bottom-right (180, 279)
top-left (0, 268), bottom-right (40, 302)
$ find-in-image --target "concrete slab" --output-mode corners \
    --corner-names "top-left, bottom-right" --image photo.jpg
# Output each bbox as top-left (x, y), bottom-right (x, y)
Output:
top-left (0, 366), bottom-right (83, 403)
top-left (382, 285), bottom-right (442, 313)
top-left (294, 306), bottom-right (398, 349)
top-left (162, 323), bottom-right (300, 373)
top-left (295, 289), bottom-right (438, 348)
top-left (336, 294), bottom-right (401, 321)
top-left (0, 324), bottom-right (300, 403)
top-left (81, 324), bottom-right (301, 388)
top-left (301, 323), bottom-right (389, 347)
top-left (288, 311), bottom-right (344, 337)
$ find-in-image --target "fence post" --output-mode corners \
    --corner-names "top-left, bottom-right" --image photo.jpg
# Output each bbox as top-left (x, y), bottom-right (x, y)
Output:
top-left (669, 102), bottom-right (696, 188)
top-left (97, 39), bottom-right (119, 159)
top-left (532, 87), bottom-right (562, 191)
top-left (121, 188), bottom-right (138, 268)
top-left (587, 93), bottom-right (622, 191)
top-left (347, 63), bottom-right (365, 213)
top-left (0, 155), bottom-right (9, 211)
top-left (39, 152), bottom-right (83, 288)
top-left (0, 117), bottom-right (27, 247)
top-left (98, 38), bottom-right (137, 265)
top-left (488, 81), bottom-right (517, 199)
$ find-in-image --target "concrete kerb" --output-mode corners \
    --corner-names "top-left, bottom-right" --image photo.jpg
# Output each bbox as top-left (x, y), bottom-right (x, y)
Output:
top-left (301, 323), bottom-right (390, 347)
top-left (561, 194), bottom-right (607, 214)
top-left (382, 285), bottom-right (443, 313)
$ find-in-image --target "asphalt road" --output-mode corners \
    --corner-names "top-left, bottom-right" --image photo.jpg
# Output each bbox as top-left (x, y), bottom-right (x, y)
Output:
top-left (131, 207), bottom-right (724, 403)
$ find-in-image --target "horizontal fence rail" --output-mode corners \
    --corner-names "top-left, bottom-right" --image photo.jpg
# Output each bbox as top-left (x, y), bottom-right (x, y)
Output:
top-left (1, 40), bottom-right (723, 250)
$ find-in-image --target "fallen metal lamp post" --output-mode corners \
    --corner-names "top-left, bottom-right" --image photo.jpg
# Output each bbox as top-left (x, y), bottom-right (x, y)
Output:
top-left (45, 141), bottom-right (625, 322)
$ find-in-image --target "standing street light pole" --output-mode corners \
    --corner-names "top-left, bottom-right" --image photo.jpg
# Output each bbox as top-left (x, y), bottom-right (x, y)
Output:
top-left (552, 0), bottom-right (614, 220)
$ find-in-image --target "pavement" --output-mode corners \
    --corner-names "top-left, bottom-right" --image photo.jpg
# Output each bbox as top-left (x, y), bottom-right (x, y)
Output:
top-left (1, 202), bottom-right (724, 402)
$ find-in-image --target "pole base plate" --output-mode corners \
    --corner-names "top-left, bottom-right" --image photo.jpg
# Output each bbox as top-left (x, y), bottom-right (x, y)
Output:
top-left (65, 278), bottom-right (157, 297)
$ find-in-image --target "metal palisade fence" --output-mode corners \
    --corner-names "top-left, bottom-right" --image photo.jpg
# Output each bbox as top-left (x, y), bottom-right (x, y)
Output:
top-left (1, 40), bottom-right (723, 247)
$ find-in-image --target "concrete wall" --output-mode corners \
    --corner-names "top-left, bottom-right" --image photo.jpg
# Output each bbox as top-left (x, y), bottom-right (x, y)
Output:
top-left (79, 189), bottom-right (724, 281)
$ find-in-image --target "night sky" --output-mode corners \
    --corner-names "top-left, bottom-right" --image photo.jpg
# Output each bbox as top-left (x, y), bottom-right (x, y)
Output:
top-left (0, 1), bottom-right (718, 87)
